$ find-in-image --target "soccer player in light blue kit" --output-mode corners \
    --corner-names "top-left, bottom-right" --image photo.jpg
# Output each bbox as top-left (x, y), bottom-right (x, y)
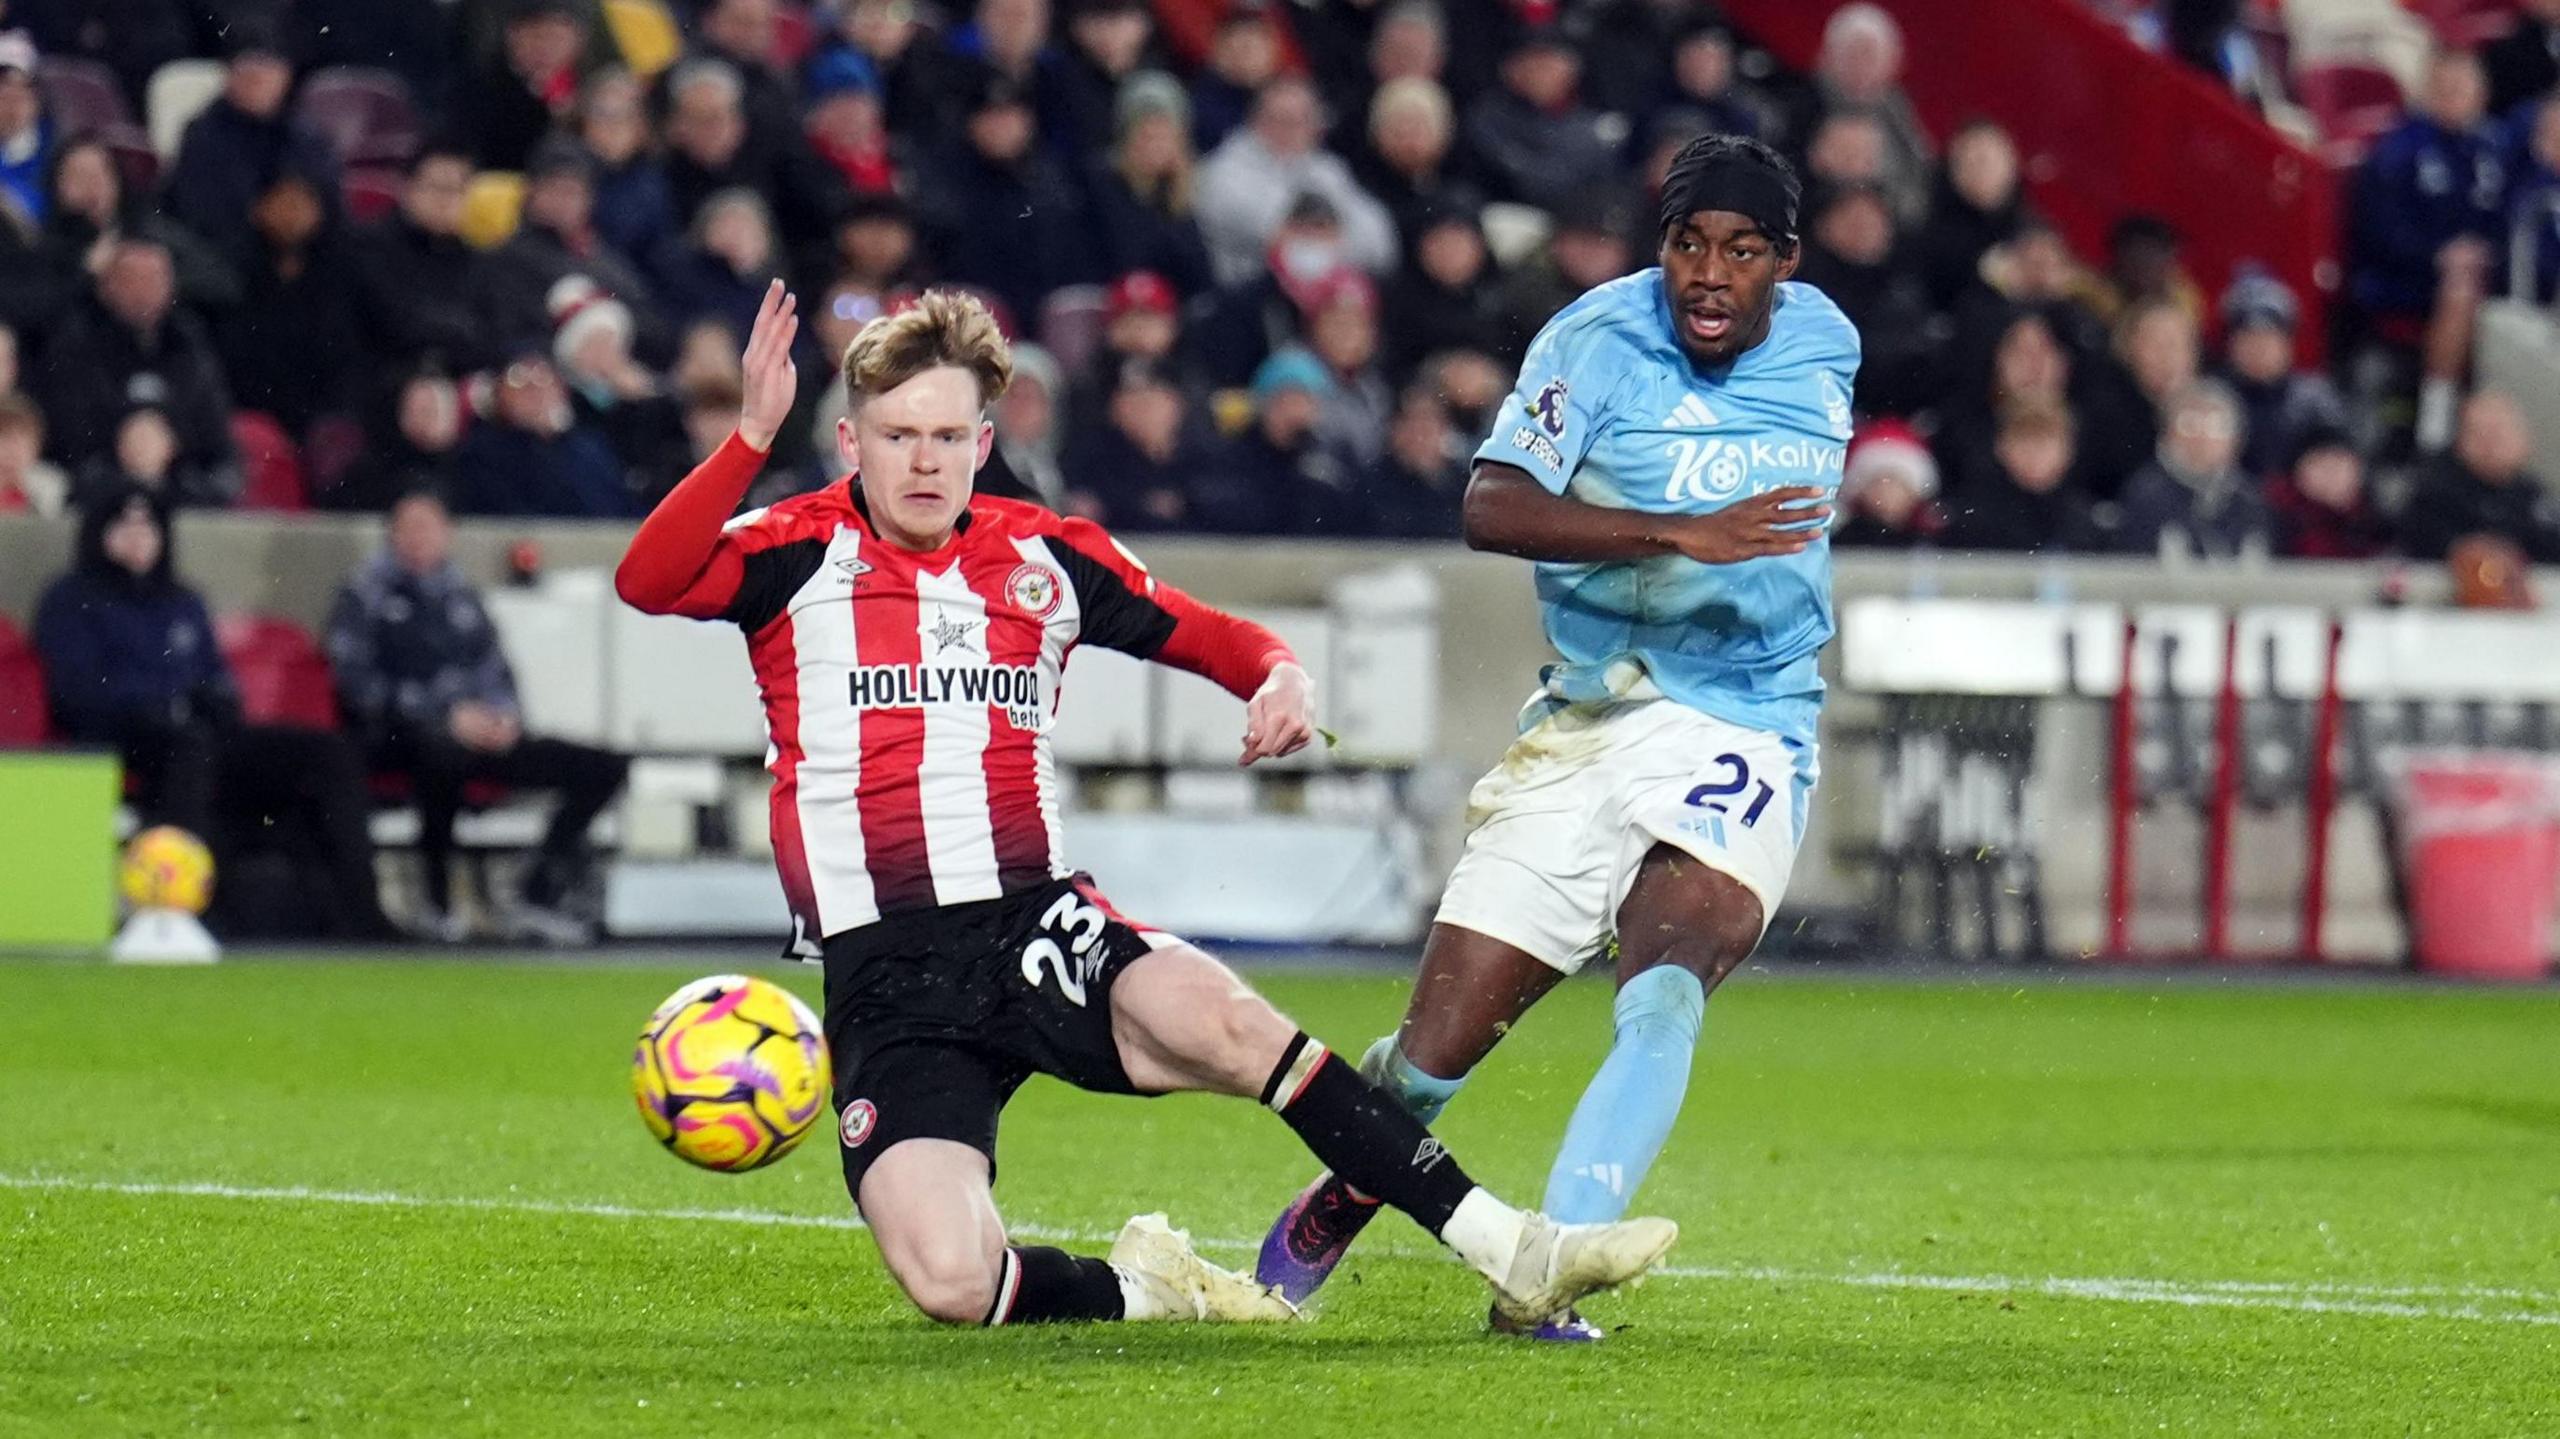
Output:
top-left (1256, 135), bottom-right (1857, 1339)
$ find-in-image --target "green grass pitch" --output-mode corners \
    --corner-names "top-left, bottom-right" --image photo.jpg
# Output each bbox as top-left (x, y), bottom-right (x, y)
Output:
top-left (2, 955), bottom-right (2554, 1436)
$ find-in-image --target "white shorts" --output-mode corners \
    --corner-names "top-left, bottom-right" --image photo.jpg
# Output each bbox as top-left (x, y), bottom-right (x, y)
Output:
top-left (1434, 699), bottom-right (1818, 976)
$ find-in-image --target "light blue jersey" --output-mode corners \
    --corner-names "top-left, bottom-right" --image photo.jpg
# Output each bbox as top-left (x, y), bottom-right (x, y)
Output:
top-left (1475, 271), bottom-right (1861, 747)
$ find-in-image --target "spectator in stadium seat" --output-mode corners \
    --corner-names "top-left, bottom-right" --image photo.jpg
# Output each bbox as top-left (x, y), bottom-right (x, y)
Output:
top-left (0, 392), bottom-right (68, 515)
top-left (2350, 48), bottom-right (2504, 421)
top-left (41, 133), bottom-right (241, 316)
top-left (328, 489), bottom-right (631, 942)
top-left (948, 0), bottom-right (1080, 150)
top-left (1795, 180), bottom-right (1941, 418)
top-left (1350, 76), bottom-right (1477, 247)
top-left (2078, 214), bottom-right (2204, 329)
top-left (2267, 428), bottom-right (2391, 560)
top-left (163, 18), bottom-right (340, 274)
top-left (1062, 355), bottom-right (1208, 530)
top-left (662, 56), bottom-right (849, 250)
top-left (1935, 307), bottom-right (2075, 482)
top-left (1085, 70), bottom-right (1213, 296)
top-left (1201, 346), bottom-right (1354, 534)
top-left (819, 0), bottom-right (971, 140)
top-left (2117, 379), bottom-right (2271, 559)
top-left (832, 190), bottom-right (925, 297)
top-left (2077, 296), bottom-right (2199, 499)
top-left (37, 485), bottom-right (395, 939)
top-left (576, 67), bottom-right (680, 266)
top-left (1656, 21), bottom-right (1785, 148)
top-left (333, 369), bottom-right (463, 512)
top-left (1831, 419), bottom-right (1947, 549)
top-left (1381, 190), bottom-right (1505, 382)
top-left (917, 71), bottom-right (1103, 327)
top-left (1495, 183), bottom-right (1637, 362)
top-left (1307, 0), bottom-right (1455, 158)
top-left (2482, 0), bottom-right (2560, 117)
top-left (1804, 111), bottom-right (1922, 229)
top-left (1916, 118), bottom-right (2023, 312)
top-left (72, 403), bottom-right (180, 510)
top-left (2503, 97), bottom-right (2560, 304)
top-left (1359, 383), bottom-right (1466, 539)
top-left (452, 347), bottom-right (635, 517)
top-left (487, 137), bottom-right (667, 362)
top-left (548, 274), bottom-right (687, 501)
top-left (1305, 269), bottom-right (1393, 477)
top-left (1190, 191), bottom-right (1347, 388)
top-left (803, 47), bottom-right (903, 199)
top-left (697, 0), bottom-right (807, 136)
top-left (1188, 6), bottom-right (1284, 153)
top-left (1056, 0), bottom-right (1164, 157)
top-left (1941, 397), bottom-right (2102, 553)
top-left (1196, 75), bottom-right (1397, 285)
top-left (1952, 217), bottom-right (2109, 367)
top-left (469, 0), bottom-right (602, 172)
top-left (992, 340), bottom-right (1068, 508)
top-left (37, 238), bottom-right (238, 505)
top-left (348, 145), bottom-right (500, 377)
top-left (1806, 4), bottom-right (1931, 226)
top-left (1065, 269), bottom-right (1186, 426)
top-left (214, 172), bottom-right (363, 443)
top-left (2399, 390), bottom-right (2560, 562)
top-left (0, 31), bottom-right (54, 227)
top-left (1421, 345), bottom-right (1505, 441)
top-left (654, 187), bottom-right (786, 348)
top-left (2214, 268), bottom-right (2347, 479)
top-left (1462, 27), bottom-right (1620, 216)
top-left (12, 0), bottom-right (193, 114)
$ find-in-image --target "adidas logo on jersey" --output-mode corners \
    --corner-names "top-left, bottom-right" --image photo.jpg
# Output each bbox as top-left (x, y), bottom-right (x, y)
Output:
top-left (1659, 394), bottom-right (1719, 430)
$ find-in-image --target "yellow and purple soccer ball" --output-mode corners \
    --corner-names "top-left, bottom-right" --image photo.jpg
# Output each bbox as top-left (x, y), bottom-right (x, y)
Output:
top-left (119, 826), bottom-right (214, 915)
top-left (631, 975), bottom-right (830, 1172)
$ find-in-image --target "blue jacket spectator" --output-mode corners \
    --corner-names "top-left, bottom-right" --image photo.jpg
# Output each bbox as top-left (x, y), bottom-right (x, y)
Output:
top-left (2350, 51), bottom-right (2507, 323)
top-left (163, 24), bottom-right (341, 272)
top-left (452, 353), bottom-right (635, 517)
top-left (34, 485), bottom-right (234, 745)
top-left (575, 68), bottom-right (680, 265)
top-left (0, 33), bottom-right (52, 227)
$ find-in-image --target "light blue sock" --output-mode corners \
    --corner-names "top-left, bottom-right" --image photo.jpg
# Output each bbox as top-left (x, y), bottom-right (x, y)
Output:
top-left (1541, 966), bottom-right (1706, 1223)
top-left (1357, 1035), bottom-right (1465, 1125)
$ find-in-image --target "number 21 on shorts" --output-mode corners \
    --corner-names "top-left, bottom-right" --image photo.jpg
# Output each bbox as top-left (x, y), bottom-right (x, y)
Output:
top-left (1685, 751), bottom-right (1775, 834)
top-left (1020, 893), bottom-right (1107, 1007)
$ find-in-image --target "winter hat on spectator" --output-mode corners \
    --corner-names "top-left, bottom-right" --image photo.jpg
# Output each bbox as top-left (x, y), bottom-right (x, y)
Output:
top-left (0, 31), bottom-right (36, 77)
top-left (1250, 347), bottom-right (1334, 403)
top-left (1106, 270), bottom-right (1178, 321)
top-left (221, 13), bottom-right (290, 61)
top-left (548, 274), bottom-right (635, 369)
top-left (2219, 265), bottom-right (2298, 335)
top-left (1116, 69), bottom-right (1190, 136)
top-left (807, 48), bottom-right (881, 104)
top-left (1843, 419), bottom-right (1937, 502)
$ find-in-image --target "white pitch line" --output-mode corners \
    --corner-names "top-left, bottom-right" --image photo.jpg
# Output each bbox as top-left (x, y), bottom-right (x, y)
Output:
top-left (8, 1172), bottom-right (2556, 1329)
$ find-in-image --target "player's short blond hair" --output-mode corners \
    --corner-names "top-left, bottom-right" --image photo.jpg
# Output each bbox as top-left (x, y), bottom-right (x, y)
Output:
top-left (841, 290), bottom-right (1014, 413)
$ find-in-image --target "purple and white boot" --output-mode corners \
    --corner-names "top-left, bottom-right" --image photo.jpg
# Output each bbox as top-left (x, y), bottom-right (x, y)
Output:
top-left (1254, 1172), bottom-right (1384, 1305)
top-left (1488, 1305), bottom-right (1607, 1342)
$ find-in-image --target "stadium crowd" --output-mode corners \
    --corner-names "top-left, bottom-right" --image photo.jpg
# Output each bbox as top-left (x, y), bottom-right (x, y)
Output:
top-left (0, 0), bottom-right (2556, 566)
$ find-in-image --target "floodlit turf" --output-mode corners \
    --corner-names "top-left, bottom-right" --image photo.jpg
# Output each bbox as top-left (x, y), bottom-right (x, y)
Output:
top-left (2, 955), bottom-right (2555, 1436)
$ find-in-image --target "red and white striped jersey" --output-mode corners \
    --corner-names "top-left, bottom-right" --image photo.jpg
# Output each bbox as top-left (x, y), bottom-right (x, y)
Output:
top-left (705, 484), bottom-right (1288, 953)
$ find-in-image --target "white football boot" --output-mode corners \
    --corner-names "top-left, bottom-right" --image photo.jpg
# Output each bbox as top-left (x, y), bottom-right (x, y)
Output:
top-left (1484, 1213), bottom-right (1679, 1327)
top-left (1108, 1213), bottom-right (1301, 1323)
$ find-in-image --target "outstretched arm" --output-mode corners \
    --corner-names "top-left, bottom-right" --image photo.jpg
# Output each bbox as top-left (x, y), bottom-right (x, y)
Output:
top-left (614, 282), bottom-right (800, 618)
top-left (1462, 462), bottom-right (1831, 565)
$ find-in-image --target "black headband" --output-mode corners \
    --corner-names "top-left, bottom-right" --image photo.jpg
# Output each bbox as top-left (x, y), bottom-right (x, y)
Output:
top-left (1658, 157), bottom-right (1798, 249)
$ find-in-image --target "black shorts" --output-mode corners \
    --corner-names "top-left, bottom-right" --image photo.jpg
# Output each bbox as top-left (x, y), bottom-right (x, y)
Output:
top-left (821, 873), bottom-right (1165, 1200)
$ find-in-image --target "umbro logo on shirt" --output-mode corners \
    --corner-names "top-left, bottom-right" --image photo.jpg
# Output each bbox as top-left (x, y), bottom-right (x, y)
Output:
top-left (1659, 394), bottom-right (1719, 430)
top-left (835, 556), bottom-right (872, 582)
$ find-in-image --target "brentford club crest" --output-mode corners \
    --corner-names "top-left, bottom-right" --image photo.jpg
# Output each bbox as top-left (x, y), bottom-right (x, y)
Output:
top-left (1006, 563), bottom-right (1062, 619)
top-left (839, 1098), bottom-right (877, 1148)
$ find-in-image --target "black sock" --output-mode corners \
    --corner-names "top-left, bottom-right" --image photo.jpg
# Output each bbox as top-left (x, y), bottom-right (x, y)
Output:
top-left (983, 1247), bottom-right (1126, 1325)
top-left (1262, 1031), bottom-right (1475, 1235)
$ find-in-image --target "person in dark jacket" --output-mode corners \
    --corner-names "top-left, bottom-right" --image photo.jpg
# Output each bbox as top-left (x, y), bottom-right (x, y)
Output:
top-left (1203, 348), bottom-right (1366, 534)
top-left (2399, 390), bottom-right (2560, 562)
top-left (1940, 397), bottom-right (2105, 553)
top-left (1061, 356), bottom-right (1208, 531)
top-left (661, 56), bottom-right (848, 250)
top-left (2482, 0), bottom-right (2560, 117)
top-left (33, 485), bottom-right (394, 939)
top-left (2213, 267), bottom-right (2346, 480)
top-left (1380, 189), bottom-right (1505, 381)
top-left (1915, 118), bottom-right (2023, 311)
top-left (2267, 428), bottom-right (2392, 560)
top-left (215, 172), bottom-right (365, 439)
top-left (2348, 49), bottom-right (2505, 329)
top-left (1054, 0), bottom-right (1166, 157)
top-left (40, 134), bottom-right (241, 316)
top-left (163, 20), bottom-right (342, 272)
top-left (2116, 380), bottom-right (2272, 559)
top-left (916, 71), bottom-right (1103, 327)
top-left (1347, 75), bottom-right (1479, 246)
top-left (576, 66), bottom-right (679, 266)
top-left (1794, 181), bottom-right (1943, 417)
top-left (485, 137), bottom-right (667, 362)
top-left (327, 489), bottom-right (630, 941)
top-left (468, 0), bottom-right (604, 171)
top-left (1461, 27), bottom-right (1618, 213)
top-left (1084, 71), bottom-right (1214, 296)
top-left (36, 238), bottom-right (239, 505)
top-left (333, 369), bottom-right (464, 512)
top-left (452, 349), bottom-right (635, 517)
top-left (347, 146), bottom-right (500, 377)
top-left (1359, 383), bottom-right (1467, 539)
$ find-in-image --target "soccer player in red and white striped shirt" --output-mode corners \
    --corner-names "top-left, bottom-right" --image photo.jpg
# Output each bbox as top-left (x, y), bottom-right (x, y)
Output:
top-left (617, 283), bottom-right (1675, 1331)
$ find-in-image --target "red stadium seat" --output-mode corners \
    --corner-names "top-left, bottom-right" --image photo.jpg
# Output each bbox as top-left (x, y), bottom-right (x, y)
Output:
top-left (231, 411), bottom-right (308, 512)
top-left (342, 165), bottom-right (405, 222)
top-left (2295, 60), bottom-right (2405, 167)
top-left (215, 615), bottom-right (340, 732)
top-left (35, 57), bottom-right (133, 133)
top-left (295, 67), bottom-right (420, 168)
top-left (0, 614), bottom-right (51, 745)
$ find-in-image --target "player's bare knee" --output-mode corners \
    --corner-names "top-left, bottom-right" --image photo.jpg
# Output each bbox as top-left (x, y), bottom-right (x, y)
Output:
top-left (888, 1239), bottom-right (1002, 1325)
top-left (1215, 989), bottom-right (1297, 1092)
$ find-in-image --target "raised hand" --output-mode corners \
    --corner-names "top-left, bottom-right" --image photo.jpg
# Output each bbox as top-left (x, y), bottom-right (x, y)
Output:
top-left (1660, 486), bottom-right (1832, 564)
top-left (736, 279), bottom-right (800, 453)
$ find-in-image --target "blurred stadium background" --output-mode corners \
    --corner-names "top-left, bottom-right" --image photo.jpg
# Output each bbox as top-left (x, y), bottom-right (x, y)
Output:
top-left (0, 0), bottom-right (2557, 980)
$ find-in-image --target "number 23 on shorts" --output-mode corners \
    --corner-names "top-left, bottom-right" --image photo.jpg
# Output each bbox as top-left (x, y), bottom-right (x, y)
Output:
top-left (1020, 892), bottom-right (1108, 1007)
